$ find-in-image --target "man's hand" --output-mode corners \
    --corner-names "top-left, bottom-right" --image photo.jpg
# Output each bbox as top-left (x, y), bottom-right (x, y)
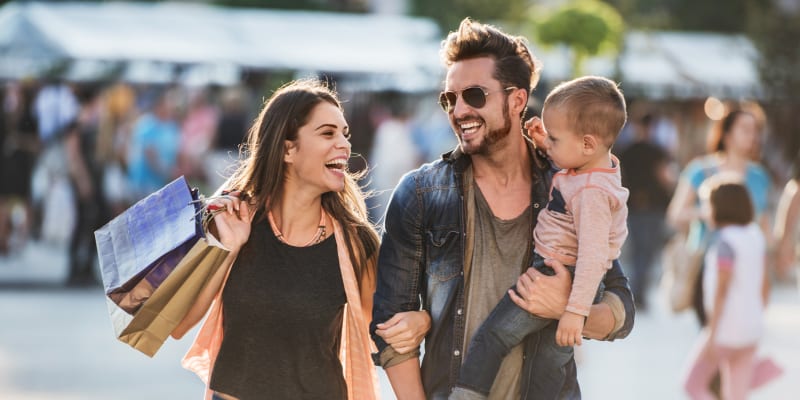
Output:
top-left (375, 311), bottom-right (431, 354)
top-left (556, 311), bottom-right (585, 347)
top-left (508, 258), bottom-right (570, 319)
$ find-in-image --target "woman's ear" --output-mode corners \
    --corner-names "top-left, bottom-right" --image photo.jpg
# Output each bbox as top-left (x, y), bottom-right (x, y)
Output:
top-left (284, 140), bottom-right (296, 164)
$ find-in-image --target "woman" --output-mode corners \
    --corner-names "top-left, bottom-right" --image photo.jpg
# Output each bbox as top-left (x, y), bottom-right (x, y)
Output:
top-left (172, 79), bottom-right (381, 400)
top-left (667, 108), bottom-right (771, 325)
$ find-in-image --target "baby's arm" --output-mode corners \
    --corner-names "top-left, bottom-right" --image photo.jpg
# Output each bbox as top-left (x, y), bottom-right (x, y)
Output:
top-left (524, 116), bottom-right (549, 151)
top-left (556, 188), bottom-right (616, 345)
top-left (556, 311), bottom-right (585, 346)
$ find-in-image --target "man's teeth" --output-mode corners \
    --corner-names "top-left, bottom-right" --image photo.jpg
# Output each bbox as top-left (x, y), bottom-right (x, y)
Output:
top-left (460, 122), bottom-right (480, 133)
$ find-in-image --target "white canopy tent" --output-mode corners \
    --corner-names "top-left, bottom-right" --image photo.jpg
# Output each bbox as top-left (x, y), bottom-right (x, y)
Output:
top-left (0, 1), bottom-right (444, 90)
top-left (533, 30), bottom-right (762, 100)
top-left (0, 2), bottom-right (764, 99)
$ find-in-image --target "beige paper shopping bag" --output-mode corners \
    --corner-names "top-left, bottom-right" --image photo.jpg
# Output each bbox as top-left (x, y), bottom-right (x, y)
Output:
top-left (114, 235), bottom-right (229, 357)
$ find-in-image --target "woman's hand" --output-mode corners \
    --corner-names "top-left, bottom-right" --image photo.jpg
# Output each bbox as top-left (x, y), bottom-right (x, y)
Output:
top-left (509, 259), bottom-right (570, 320)
top-left (375, 311), bottom-right (431, 354)
top-left (208, 191), bottom-right (252, 252)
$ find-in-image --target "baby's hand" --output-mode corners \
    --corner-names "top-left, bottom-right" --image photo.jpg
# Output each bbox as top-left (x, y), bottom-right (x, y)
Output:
top-left (524, 116), bottom-right (548, 151)
top-left (556, 311), bottom-right (585, 347)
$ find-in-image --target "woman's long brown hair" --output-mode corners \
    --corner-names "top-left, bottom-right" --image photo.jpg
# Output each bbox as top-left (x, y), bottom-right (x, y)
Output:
top-left (226, 79), bottom-right (379, 287)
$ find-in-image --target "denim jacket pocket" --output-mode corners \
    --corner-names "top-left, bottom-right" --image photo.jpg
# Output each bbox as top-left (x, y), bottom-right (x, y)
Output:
top-left (425, 228), bottom-right (461, 281)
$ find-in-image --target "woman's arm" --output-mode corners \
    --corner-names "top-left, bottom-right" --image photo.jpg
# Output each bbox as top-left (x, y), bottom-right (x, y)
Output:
top-left (171, 195), bottom-right (252, 339)
top-left (666, 177), bottom-right (700, 233)
top-left (385, 357), bottom-right (426, 400)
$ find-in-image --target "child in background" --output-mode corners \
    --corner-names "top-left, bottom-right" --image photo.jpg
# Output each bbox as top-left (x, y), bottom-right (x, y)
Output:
top-left (683, 175), bottom-right (781, 400)
top-left (451, 76), bottom-right (629, 399)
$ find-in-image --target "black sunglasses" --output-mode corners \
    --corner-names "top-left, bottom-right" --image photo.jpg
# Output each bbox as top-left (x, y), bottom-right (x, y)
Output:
top-left (438, 86), bottom-right (517, 113)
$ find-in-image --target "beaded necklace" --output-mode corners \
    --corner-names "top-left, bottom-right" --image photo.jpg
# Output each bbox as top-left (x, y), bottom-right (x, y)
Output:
top-left (267, 208), bottom-right (327, 247)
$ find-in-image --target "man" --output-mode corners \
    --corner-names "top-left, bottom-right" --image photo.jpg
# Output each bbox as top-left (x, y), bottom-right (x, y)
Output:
top-left (370, 18), bottom-right (635, 399)
top-left (618, 114), bottom-right (676, 310)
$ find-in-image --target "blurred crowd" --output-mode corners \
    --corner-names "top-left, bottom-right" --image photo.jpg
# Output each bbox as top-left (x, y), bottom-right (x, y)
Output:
top-left (0, 79), bottom-right (254, 285)
top-left (0, 78), bottom-right (459, 286)
top-left (0, 77), bottom-right (798, 300)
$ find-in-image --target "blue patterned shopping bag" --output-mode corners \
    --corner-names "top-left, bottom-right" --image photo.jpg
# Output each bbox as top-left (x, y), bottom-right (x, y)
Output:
top-left (95, 176), bottom-right (202, 315)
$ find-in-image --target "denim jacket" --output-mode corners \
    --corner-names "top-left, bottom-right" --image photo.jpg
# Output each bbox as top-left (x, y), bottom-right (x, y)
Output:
top-left (370, 145), bottom-right (635, 400)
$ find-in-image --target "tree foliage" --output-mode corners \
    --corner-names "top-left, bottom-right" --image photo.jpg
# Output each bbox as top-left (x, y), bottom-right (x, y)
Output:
top-left (409, 0), bottom-right (529, 32)
top-left (746, 0), bottom-right (800, 164)
top-left (533, 0), bottom-right (624, 76)
top-left (605, 0), bottom-right (749, 32)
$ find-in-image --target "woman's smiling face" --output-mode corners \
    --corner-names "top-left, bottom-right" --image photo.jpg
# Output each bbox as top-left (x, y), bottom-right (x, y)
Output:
top-left (283, 101), bottom-right (352, 195)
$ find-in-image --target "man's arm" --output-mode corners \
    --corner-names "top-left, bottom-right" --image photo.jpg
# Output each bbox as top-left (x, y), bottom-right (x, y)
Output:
top-left (370, 174), bottom-right (427, 399)
top-left (509, 258), bottom-right (634, 340)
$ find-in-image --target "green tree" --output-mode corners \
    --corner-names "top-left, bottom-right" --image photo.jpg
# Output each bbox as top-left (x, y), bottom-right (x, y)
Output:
top-left (533, 0), bottom-right (625, 77)
top-left (604, 0), bottom-right (749, 32)
top-left (747, 0), bottom-right (800, 164)
top-left (409, 0), bottom-right (529, 32)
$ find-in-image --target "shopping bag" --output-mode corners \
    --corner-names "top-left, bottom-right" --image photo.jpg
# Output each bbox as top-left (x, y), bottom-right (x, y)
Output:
top-left (95, 176), bottom-right (202, 314)
top-left (660, 232), bottom-right (705, 313)
top-left (111, 232), bottom-right (229, 357)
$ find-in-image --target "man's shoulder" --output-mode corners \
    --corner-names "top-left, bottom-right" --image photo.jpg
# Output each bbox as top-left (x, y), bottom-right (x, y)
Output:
top-left (403, 155), bottom-right (460, 186)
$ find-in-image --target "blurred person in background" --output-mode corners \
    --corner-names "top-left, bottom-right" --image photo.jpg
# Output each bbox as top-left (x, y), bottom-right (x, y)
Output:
top-left (64, 85), bottom-right (107, 287)
top-left (97, 81), bottom-right (138, 217)
top-left (172, 79), bottom-right (380, 400)
top-left (0, 85), bottom-right (9, 254)
top-left (126, 88), bottom-right (180, 202)
top-left (367, 90), bottom-right (422, 224)
top-left (619, 113), bottom-right (677, 310)
top-left (205, 86), bottom-right (250, 191)
top-left (683, 178), bottom-right (781, 400)
top-left (0, 81), bottom-right (40, 254)
top-left (178, 86), bottom-right (219, 190)
top-left (33, 79), bottom-right (80, 245)
top-left (774, 153), bottom-right (800, 283)
top-left (666, 108), bottom-right (771, 326)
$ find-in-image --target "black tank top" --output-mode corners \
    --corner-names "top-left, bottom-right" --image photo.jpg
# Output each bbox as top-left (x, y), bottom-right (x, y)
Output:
top-left (210, 216), bottom-right (346, 400)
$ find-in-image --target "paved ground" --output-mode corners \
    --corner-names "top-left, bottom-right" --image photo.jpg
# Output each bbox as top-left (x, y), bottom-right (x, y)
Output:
top-left (1, 240), bottom-right (797, 399)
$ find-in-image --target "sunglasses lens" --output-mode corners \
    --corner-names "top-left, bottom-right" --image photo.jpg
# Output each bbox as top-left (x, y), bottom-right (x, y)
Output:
top-left (438, 88), bottom-right (489, 112)
top-left (438, 92), bottom-right (451, 112)
top-left (462, 87), bottom-right (487, 109)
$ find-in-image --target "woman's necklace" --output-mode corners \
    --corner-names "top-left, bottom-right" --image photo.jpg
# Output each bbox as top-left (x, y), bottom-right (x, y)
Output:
top-left (267, 208), bottom-right (327, 247)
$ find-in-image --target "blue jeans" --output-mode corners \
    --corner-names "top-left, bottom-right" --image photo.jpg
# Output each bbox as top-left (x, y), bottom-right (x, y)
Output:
top-left (456, 254), bottom-right (604, 395)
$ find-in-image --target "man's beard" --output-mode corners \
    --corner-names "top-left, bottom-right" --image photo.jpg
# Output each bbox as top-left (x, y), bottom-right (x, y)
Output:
top-left (459, 98), bottom-right (512, 156)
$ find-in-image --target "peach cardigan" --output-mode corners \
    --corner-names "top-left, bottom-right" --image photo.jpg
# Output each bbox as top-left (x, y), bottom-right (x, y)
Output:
top-left (181, 215), bottom-right (379, 400)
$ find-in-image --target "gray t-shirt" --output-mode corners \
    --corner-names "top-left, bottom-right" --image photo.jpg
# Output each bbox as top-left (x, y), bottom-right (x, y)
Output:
top-left (464, 182), bottom-right (532, 400)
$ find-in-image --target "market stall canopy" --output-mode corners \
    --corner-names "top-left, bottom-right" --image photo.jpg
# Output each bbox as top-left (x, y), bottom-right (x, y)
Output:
top-left (619, 31), bottom-right (761, 99)
top-left (0, 1), bottom-right (443, 90)
top-left (534, 30), bottom-right (762, 100)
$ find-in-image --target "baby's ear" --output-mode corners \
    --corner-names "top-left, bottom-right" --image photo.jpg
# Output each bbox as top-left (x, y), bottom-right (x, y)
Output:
top-left (582, 134), bottom-right (599, 154)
